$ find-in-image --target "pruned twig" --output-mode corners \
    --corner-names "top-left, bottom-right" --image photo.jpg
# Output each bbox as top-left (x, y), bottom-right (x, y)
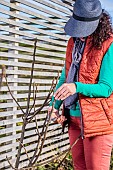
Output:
top-left (0, 64), bottom-right (6, 89)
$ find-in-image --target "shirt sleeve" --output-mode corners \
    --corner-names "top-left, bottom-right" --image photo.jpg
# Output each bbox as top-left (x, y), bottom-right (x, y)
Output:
top-left (75, 42), bottom-right (113, 98)
top-left (49, 66), bottom-right (65, 109)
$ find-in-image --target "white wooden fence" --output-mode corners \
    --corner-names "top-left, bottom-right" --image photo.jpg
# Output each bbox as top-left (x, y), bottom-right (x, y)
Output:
top-left (0, 0), bottom-right (74, 169)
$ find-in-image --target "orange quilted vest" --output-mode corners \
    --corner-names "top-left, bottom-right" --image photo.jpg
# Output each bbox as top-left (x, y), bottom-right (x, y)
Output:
top-left (65, 36), bottom-right (113, 138)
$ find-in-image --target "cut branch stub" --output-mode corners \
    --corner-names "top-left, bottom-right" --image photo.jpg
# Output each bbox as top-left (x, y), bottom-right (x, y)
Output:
top-left (0, 64), bottom-right (6, 89)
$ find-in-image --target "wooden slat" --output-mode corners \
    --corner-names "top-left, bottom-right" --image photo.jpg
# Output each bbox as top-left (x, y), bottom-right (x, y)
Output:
top-left (0, 33), bottom-right (67, 47)
top-left (0, 98), bottom-right (48, 108)
top-left (0, 42), bottom-right (65, 58)
top-left (0, 136), bottom-right (69, 162)
top-left (0, 140), bottom-right (69, 164)
top-left (0, 25), bottom-right (67, 49)
top-left (16, 0), bottom-right (69, 21)
top-left (0, 144), bottom-right (69, 169)
top-left (0, 8), bottom-right (64, 33)
top-left (0, 92), bottom-right (49, 100)
top-left (0, 69), bottom-right (60, 78)
top-left (0, 127), bottom-right (68, 153)
top-left (0, 85), bottom-right (51, 92)
top-left (33, 0), bottom-right (71, 15)
top-left (0, 52), bottom-right (65, 64)
top-left (0, 121), bottom-right (64, 139)
top-left (19, 144), bottom-right (69, 168)
top-left (0, 123), bottom-right (67, 145)
top-left (0, 0), bottom-right (65, 26)
top-left (0, 106), bottom-right (49, 117)
top-left (2, 77), bottom-right (53, 84)
top-left (0, 60), bottom-right (63, 71)
top-left (20, 141), bottom-right (69, 162)
top-left (50, 0), bottom-right (73, 10)
top-left (0, 17), bottom-right (67, 41)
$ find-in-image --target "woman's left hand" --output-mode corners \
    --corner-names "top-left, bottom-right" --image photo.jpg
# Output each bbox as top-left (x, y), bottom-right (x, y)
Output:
top-left (54, 83), bottom-right (76, 100)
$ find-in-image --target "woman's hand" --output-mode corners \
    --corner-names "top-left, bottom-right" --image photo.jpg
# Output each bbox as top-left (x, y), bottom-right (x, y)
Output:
top-left (57, 115), bottom-right (67, 125)
top-left (48, 106), bottom-right (59, 122)
top-left (54, 83), bottom-right (76, 100)
top-left (48, 106), bottom-right (67, 124)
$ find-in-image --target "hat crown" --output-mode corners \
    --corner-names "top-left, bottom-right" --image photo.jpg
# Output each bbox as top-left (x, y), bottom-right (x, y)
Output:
top-left (74, 0), bottom-right (102, 18)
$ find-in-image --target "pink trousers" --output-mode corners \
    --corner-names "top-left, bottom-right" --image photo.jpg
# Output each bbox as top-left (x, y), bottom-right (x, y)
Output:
top-left (68, 116), bottom-right (113, 170)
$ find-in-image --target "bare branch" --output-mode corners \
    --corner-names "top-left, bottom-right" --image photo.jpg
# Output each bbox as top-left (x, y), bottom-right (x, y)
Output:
top-left (27, 77), bottom-right (56, 122)
top-left (28, 72), bottom-right (60, 165)
top-left (32, 83), bottom-right (40, 137)
top-left (30, 99), bottom-right (56, 166)
top-left (15, 119), bottom-right (27, 168)
top-left (27, 72), bottom-right (59, 122)
top-left (35, 116), bottom-right (41, 138)
top-left (17, 139), bottom-right (31, 163)
top-left (5, 76), bottom-right (25, 115)
top-left (28, 114), bottom-right (49, 165)
top-left (15, 39), bottom-right (38, 168)
top-left (26, 39), bottom-right (38, 117)
top-left (6, 156), bottom-right (17, 170)
top-left (28, 120), bottom-right (42, 166)
top-left (28, 82), bottom-right (37, 114)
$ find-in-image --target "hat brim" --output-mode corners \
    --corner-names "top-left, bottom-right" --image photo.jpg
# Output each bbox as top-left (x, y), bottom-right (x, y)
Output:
top-left (64, 16), bottom-right (99, 37)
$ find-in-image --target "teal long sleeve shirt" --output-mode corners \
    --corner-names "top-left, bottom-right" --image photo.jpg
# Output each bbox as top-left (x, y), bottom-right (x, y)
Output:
top-left (50, 43), bottom-right (113, 117)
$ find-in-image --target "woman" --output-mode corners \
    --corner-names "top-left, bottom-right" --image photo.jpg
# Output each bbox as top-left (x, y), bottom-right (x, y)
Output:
top-left (48, 0), bottom-right (113, 169)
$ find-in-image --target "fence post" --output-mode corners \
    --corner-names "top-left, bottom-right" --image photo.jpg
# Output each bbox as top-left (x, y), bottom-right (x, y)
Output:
top-left (6, 0), bottom-right (19, 167)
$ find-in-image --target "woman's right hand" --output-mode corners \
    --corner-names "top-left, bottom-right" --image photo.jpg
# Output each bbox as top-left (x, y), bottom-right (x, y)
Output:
top-left (48, 106), bottom-right (59, 122)
top-left (48, 106), bottom-right (67, 124)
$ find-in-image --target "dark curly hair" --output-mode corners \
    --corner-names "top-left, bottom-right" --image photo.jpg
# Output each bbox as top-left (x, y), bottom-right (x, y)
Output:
top-left (91, 11), bottom-right (113, 49)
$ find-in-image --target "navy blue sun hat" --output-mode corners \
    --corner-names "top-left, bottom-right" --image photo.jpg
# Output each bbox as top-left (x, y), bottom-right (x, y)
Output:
top-left (64, 0), bottom-right (102, 37)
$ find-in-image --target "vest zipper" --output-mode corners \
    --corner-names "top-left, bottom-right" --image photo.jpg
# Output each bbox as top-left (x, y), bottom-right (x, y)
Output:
top-left (77, 38), bottom-right (87, 139)
top-left (77, 71), bottom-right (84, 139)
top-left (77, 74), bottom-right (84, 139)
top-left (78, 100), bottom-right (84, 139)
